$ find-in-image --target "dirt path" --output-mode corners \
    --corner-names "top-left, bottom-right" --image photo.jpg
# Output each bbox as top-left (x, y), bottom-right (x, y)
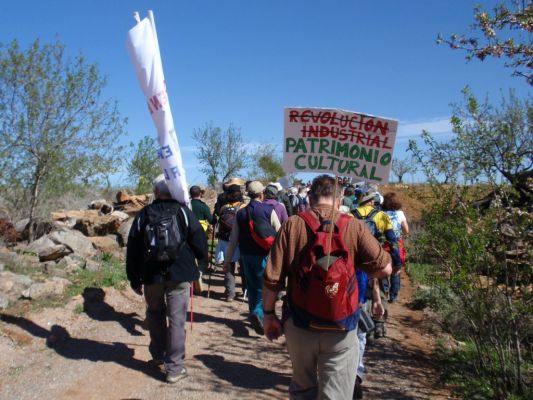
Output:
top-left (0, 271), bottom-right (452, 399)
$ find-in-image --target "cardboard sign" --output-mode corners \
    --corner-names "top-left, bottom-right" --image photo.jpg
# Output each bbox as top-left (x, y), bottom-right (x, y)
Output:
top-left (283, 107), bottom-right (398, 183)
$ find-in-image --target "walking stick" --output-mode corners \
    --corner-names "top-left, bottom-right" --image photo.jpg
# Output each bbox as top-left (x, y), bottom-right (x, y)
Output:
top-left (207, 223), bottom-right (216, 298)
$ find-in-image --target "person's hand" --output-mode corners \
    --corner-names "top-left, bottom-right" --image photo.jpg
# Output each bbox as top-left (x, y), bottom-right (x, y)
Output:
top-left (132, 286), bottom-right (143, 296)
top-left (222, 261), bottom-right (230, 273)
top-left (264, 314), bottom-right (283, 341)
top-left (372, 301), bottom-right (385, 318)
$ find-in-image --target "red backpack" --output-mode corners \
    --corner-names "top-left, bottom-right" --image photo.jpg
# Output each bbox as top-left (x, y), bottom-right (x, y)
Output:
top-left (289, 212), bottom-right (359, 331)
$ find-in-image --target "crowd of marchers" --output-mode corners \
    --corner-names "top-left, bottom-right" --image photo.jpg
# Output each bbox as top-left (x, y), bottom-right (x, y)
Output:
top-left (126, 174), bottom-right (409, 398)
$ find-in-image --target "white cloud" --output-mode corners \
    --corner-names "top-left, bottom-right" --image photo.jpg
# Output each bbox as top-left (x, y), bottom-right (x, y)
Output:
top-left (397, 116), bottom-right (452, 139)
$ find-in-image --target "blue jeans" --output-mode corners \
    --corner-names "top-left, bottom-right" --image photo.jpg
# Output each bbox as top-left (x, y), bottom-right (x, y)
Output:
top-left (390, 273), bottom-right (401, 301)
top-left (241, 254), bottom-right (267, 320)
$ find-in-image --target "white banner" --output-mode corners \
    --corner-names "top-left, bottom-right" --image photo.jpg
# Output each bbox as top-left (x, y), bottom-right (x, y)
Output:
top-left (126, 11), bottom-right (190, 206)
top-left (283, 107), bottom-right (398, 184)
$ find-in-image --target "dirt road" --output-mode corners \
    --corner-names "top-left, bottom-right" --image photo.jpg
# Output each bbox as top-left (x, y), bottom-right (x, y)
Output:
top-left (0, 271), bottom-right (451, 399)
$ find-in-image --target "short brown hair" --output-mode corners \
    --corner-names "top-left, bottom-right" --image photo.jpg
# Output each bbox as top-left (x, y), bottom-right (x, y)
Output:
top-left (382, 192), bottom-right (402, 211)
top-left (308, 175), bottom-right (342, 201)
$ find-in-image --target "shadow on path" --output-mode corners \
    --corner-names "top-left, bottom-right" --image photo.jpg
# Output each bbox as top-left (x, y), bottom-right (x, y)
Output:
top-left (0, 314), bottom-right (162, 381)
top-left (195, 354), bottom-right (290, 390)
top-left (82, 287), bottom-right (143, 336)
top-left (188, 311), bottom-right (250, 338)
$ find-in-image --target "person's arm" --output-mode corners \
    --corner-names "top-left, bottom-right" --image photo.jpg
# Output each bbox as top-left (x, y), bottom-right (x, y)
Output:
top-left (371, 278), bottom-right (385, 317)
top-left (223, 214), bottom-right (240, 270)
top-left (401, 220), bottom-right (409, 235)
top-left (270, 210), bottom-right (281, 232)
top-left (126, 213), bottom-right (144, 295)
top-left (355, 219), bottom-right (392, 279)
top-left (203, 202), bottom-right (215, 225)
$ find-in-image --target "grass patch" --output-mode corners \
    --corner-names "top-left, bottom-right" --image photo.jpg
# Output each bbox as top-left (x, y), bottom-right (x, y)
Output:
top-left (408, 263), bottom-right (436, 286)
top-left (65, 253), bottom-right (127, 297)
top-left (435, 339), bottom-right (533, 400)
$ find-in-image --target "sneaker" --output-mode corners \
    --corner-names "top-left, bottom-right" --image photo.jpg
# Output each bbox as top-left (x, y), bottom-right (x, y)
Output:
top-left (353, 376), bottom-right (363, 399)
top-left (249, 314), bottom-right (264, 335)
top-left (166, 367), bottom-right (187, 384)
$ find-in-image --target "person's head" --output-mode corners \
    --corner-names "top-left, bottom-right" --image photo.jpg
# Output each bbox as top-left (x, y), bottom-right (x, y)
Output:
top-left (308, 175), bottom-right (342, 207)
top-left (153, 174), bottom-right (172, 199)
top-left (264, 184), bottom-right (279, 200)
top-left (344, 187), bottom-right (355, 197)
top-left (226, 184), bottom-right (243, 203)
top-left (382, 192), bottom-right (402, 211)
top-left (359, 191), bottom-right (377, 207)
top-left (289, 187), bottom-right (298, 195)
top-left (298, 187), bottom-right (308, 196)
top-left (247, 181), bottom-right (265, 200)
top-left (189, 185), bottom-right (203, 199)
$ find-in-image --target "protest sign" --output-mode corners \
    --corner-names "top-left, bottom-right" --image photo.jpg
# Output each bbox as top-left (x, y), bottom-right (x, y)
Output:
top-left (283, 107), bottom-right (398, 183)
top-left (127, 11), bottom-right (190, 206)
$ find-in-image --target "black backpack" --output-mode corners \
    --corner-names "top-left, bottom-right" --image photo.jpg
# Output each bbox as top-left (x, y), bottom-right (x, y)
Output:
top-left (143, 205), bottom-right (187, 263)
top-left (217, 202), bottom-right (241, 241)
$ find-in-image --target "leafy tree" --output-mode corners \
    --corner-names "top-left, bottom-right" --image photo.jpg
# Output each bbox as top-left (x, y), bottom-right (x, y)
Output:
top-left (410, 89), bottom-right (532, 201)
top-left (0, 39), bottom-right (125, 237)
top-left (193, 123), bottom-right (248, 186)
top-left (391, 158), bottom-right (416, 183)
top-left (127, 135), bottom-right (160, 194)
top-left (437, 0), bottom-right (533, 84)
top-left (251, 144), bottom-right (285, 182)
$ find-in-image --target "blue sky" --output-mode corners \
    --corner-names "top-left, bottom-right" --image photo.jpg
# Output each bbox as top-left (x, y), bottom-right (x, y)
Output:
top-left (0, 0), bottom-right (529, 185)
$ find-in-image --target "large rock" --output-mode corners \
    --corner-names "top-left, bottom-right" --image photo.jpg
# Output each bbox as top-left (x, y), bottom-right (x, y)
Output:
top-left (48, 228), bottom-right (97, 258)
top-left (38, 244), bottom-right (72, 262)
top-left (0, 249), bottom-right (20, 266)
top-left (51, 210), bottom-right (123, 236)
top-left (25, 235), bottom-right (56, 254)
top-left (0, 292), bottom-right (9, 309)
top-left (89, 235), bottom-right (121, 253)
top-left (21, 277), bottom-right (71, 300)
top-left (89, 199), bottom-right (114, 214)
top-left (118, 217), bottom-right (134, 246)
top-left (114, 191), bottom-right (151, 216)
top-left (0, 271), bottom-right (33, 294)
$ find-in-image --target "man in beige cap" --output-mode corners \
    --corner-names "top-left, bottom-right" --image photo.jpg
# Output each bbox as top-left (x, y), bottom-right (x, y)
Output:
top-left (225, 181), bottom-right (281, 334)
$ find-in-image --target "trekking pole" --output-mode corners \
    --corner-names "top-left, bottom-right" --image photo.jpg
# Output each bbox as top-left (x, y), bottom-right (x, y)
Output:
top-left (326, 175), bottom-right (339, 265)
top-left (207, 224), bottom-right (216, 298)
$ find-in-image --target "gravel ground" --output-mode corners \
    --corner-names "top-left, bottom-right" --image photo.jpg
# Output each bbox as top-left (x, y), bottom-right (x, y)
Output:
top-left (0, 271), bottom-right (452, 399)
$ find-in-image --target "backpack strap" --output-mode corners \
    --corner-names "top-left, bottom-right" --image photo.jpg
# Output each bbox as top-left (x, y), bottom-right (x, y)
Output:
top-left (297, 211), bottom-right (321, 232)
top-left (335, 214), bottom-right (351, 234)
top-left (352, 209), bottom-right (363, 220)
top-left (366, 208), bottom-right (380, 222)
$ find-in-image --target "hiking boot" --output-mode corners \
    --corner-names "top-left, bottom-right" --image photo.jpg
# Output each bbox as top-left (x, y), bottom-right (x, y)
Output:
top-left (226, 296), bottom-right (235, 303)
top-left (166, 367), bottom-right (187, 384)
top-left (353, 376), bottom-right (363, 399)
top-left (250, 314), bottom-right (264, 335)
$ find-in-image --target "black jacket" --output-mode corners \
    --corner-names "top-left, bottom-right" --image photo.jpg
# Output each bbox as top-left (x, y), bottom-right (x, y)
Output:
top-left (126, 199), bottom-right (208, 288)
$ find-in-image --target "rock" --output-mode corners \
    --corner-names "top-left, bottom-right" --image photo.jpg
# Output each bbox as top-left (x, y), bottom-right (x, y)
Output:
top-left (85, 259), bottom-right (101, 272)
top-left (27, 218), bottom-right (54, 241)
top-left (0, 292), bottom-right (9, 309)
top-left (0, 271), bottom-right (33, 294)
top-left (25, 235), bottom-right (56, 255)
top-left (56, 255), bottom-right (85, 273)
top-left (89, 235), bottom-right (120, 253)
top-left (89, 199), bottom-right (114, 214)
top-left (38, 244), bottom-right (72, 262)
top-left (118, 218), bottom-right (134, 246)
top-left (114, 190), bottom-right (151, 216)
top-left (111, 210), bottom-right (130, 222)
top-left (52, 210), bottom-right (122, 236)
top-left (21, 277), bottom-right (71, 300)
top-left (0, 249), bottom-right (20, 266)
top-left (48, 228), bottom-right (97, 258)
top-left (0, 263), bottom-right (4, 272)
top-left (14, 218), bottom-right (30, 235)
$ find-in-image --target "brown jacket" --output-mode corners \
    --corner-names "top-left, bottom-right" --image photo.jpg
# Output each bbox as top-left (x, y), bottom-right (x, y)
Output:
top-left (264, 204), bottom-right (391, 292)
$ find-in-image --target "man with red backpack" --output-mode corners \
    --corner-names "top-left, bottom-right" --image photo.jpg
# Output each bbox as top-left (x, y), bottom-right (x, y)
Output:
top-left (263, 175), bottom-right (392, 399)
top-left (224, 181), bottom-right (281, 335)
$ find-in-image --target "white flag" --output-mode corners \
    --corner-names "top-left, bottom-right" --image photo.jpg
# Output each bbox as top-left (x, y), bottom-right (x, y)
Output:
top-left (126, 11), bottom-right (190, 206)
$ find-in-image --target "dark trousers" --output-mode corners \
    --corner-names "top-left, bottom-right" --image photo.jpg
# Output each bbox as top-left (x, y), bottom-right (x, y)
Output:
top-left (144, 281), bottom-right (190, 374)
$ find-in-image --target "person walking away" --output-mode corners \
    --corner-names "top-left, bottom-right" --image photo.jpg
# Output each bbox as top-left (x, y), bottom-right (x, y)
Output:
top-left (190, 185), bottom-right (214, 294)
top-left (126, 175), bottom-right (208, 383)
top-left (224, 181), bottom-right (281, 334)
top-left (295, 187), bottom-right (310, 214)
top-left (272, 182), bottom-right (294, 217)
top-left (264, 184), bottom-right (289, 224)
top-left (342, 187), bottom-right (356, 210)
top-left (214, 184), bottom-right (245, 302)
top-left (353, 190), bottom-right (402, 339)
top-left (263, 175), bottom-right (392, 400)
top-left (381, 192), bottom-right (409, 303)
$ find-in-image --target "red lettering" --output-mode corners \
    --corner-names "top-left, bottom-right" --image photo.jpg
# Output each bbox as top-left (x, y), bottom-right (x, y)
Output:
top-left (356, 132), bottom-right (366, 145)
top-left (289, 110), bottom-right (299, 122)
top-left (375, 120), bottom-right (388, 136)
top-left (320, 126), bottom-right (329, 137)
top-left (321, 112), bottom-right (332, 124)
top-left (301, 110), bottom-right (312, 123)
top-left (330, 112), bottom-right (339, 126)
top-left (149, 95), bottom-right (162, 111)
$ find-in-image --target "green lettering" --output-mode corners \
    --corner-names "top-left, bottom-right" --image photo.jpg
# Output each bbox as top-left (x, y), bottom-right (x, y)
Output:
top-left (295, 154), bottom-right (306, 169)
top-left (295, 138), bottom-right (307, 153)
top-left (380, 153), bottom-right (392, 166)
top-left (286, 137), bottom-right (296, 152)
top-left (307, 138), bottom-right (319, 153)
top-left (360, 147), bottom-right (373, 162)
top-left (319, 139), bottom-right (330, 154)
top-left (369, 166), bottom-right (382, 181)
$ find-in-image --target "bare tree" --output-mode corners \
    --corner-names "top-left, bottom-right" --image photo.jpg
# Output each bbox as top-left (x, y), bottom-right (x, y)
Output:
top-left (193, 123), bottom-right (248, 186)
top-left (391, 158), bottom-right (415, 183)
